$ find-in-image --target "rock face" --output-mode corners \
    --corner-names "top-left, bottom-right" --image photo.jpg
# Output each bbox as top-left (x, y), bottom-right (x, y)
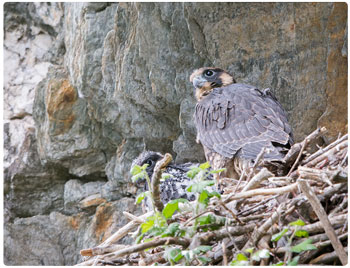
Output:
top-left (4, 2), bottom-right (347, 265)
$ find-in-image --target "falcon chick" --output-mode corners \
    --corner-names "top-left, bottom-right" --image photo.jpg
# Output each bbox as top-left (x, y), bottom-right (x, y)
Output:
top-left (190, 67), bottom-right (294, 185)
top-left (131, 151), bottom-right (198, 210)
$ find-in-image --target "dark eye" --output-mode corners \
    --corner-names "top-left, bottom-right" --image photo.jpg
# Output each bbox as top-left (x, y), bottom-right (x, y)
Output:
top-left (204, 70), bottom-right (214, 77)
top-left (145, 159), bottom-right (154, 166)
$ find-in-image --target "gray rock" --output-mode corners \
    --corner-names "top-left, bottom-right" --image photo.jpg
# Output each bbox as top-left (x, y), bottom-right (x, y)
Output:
top-left (64, 179), bottom-right (106, 214)
top-left (4, 2), bottom-right (347, 265)
top-left (4, 212), bottom-right (80, 265)
top-left (4, 127), bottom-right (69, 219)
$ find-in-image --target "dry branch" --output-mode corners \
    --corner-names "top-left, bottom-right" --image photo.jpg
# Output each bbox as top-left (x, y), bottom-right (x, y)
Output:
top-left (310, 247), bottom-right (348, 265)
top-left (151, 153), bottom-right (173, 212)
top-left (76, 129), bottom-right (348, 266)
top-left (302, 134), bottom-right (348, 165)
top-left (283, 127), bottom-right (326, 166)
top-left (223, 182), bottom-right (298, 203)
top-left (243, 202), bottom-right (290, 250)
top-left (305, 140), bottom-right (348, 168)
top-left (298, 179), bottom-right (348, 265)
top-left (103, 237), bottom-right (190, 261)
top-left (138, 252), bottom-right (165, 266)
top-left (100, 211), bottom-right (153, 248)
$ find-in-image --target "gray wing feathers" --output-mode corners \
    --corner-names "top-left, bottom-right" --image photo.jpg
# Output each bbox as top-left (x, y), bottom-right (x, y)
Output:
top-left (194, 83), bottom-right (293, 161)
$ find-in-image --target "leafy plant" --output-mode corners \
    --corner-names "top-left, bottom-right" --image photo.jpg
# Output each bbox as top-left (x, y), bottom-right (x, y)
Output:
top-left (230, 219), bottom-right (317, 266)
top-left (271, 219), bottom-right (317, 265)
top-left (131, 161), bottom-right (222, 265)
top-left (230, 248), bottom-right (270, 266)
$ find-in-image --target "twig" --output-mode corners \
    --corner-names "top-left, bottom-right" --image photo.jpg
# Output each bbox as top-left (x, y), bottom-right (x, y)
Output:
top-left (268, 176), bottom-right (293, 187)
top-left (99, 211), bottom-right (153, 248)
top-left (298, 179), bottom-right (348, 265)
top-left (222, 241), bottom-right (228, 266)
top-left (233, 168), bottom-right (247, 194)
top-left (242, 168), bottom-right (274, 192)
top-left (230, 168), bottom-right (273, 211)
top-left (80, 244), bottom-right (127, 257)
top-left (123, 211), bottom-right (144, 223)
top-left (283, 127), bottom-right (326, 166)
top-left (297, 166), bottom-right (333, 185)
top-left (305, 140), bottom-right (348, 168)
top-left (239, 213), bottom-right (270, 222)
top-left (301, 214), bottom-right (347, 234)
top-left (309, 247), bottom-right (348, 265)
top-left (302, 134), bottom-right (348, 165)
top-left (189, 224), bottom-right (256, 249)
top-left (245, 147), bottom-right (267, 182)
top-left (151, 153), bottom-right (173, 212)
top-left (183, 209), bottom-right (212, 226)
top-left (103, 237), bottom-right (190, 261)
top-left (275, 231), bottom-right (347, 254)
top-left (138, 252), bottom-right (165, 266)
top-left (287, 141), bottom-right (307, 176)
top-left (219, 201), bottom-right (243, 224)
top-left (237, 196), bottom-right (277, 216)
top-left (314, 232), bottom-right (348, 248)
top-left (223, 182), bottom-right (298, 204)
top-left (243, 202), bottom-right (288, 250)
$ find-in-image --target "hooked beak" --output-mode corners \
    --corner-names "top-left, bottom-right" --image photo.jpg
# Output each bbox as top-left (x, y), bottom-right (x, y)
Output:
top-left (192, 76), bottom-right (207, 89)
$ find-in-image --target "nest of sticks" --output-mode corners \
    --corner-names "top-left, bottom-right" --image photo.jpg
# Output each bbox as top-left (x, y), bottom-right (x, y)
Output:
top-left (77, 127), bottom-right (348, 266)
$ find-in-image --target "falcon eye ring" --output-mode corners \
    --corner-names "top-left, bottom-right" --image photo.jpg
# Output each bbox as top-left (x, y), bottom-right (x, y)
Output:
top-left (145, 159), bottom-right (154, 166)
top-left (204, 70), bottom-right (214, 77)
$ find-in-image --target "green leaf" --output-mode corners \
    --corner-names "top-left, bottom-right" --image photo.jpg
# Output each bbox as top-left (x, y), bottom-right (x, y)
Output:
top-left (135, 233), bottom-right (144, 244)
top-left (161, 173), bottom-right (173, 181)
top-left (199, 190), bottom-right (210, 205)
top-left (230, 259), bottom-right (249, 266)
top-left (210, 191), bottom-right (221, 198)
top-left (291, 239), bottom-right (317, 253)
top-left (197, 214), bottom-right (216, 225)
top-left (147, 226), bottom-right (166, 237)
top-left (199, 190), bottom-right (221, 206)
top-left (197, 256), bottom-right (211, 264)
top-left (271, 228), bottom-right (289, 242)
top-left (162, 199), bottom-right (188, 219)
top-left (199, 162), bottom-right (211, 170)
top-left (141, 218), bottom-right (155, 234)
top-left (141, 163), bottom-right (149, 170)
top-left (135, 191), bottom-right (149, 204)
top-left (287, 256), bottom-right (300, 266)
top-left (289, 219), bottom-right (305, 226)
top-left (187, 180), bottom-right (214, 193)
top-left (130, 164), bottom-right (142, 175)
top-left (193, 245), bottom-right (212, 255)
top-left (236, 253), bottom-right (248, 261)
top-left (251, 249), bottom-right (270, 261)
top-left (210, 168), bottom-right (226, 174)
top-left (164, 247), bottom-right (183, 263)
top-left (131, 171), bottom-right (147, 183)
top-left (168, 222), bottom-right (180, 234)
top-left (161, 222), bottom-right (180, 237)
top-left (187, 167), bottom-right (202, 179)
top-left (244, 248), bottom-right (254, 254)
top-left (295, 230), bottom-right (309, 238)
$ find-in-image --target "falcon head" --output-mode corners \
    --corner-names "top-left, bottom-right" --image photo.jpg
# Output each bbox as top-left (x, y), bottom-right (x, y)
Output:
top-left (131, 151), bottom-right (163, 179)
top-left (190, 67), bottom-right (236, 100)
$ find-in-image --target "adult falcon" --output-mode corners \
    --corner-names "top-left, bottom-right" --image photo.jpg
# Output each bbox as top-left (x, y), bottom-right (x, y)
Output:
top-left (190, 67), bottom-right (294, 185)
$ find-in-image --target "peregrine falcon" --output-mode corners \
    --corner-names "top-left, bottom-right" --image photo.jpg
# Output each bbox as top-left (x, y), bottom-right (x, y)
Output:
top-left (190, 67), bottom-right (294, 183)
